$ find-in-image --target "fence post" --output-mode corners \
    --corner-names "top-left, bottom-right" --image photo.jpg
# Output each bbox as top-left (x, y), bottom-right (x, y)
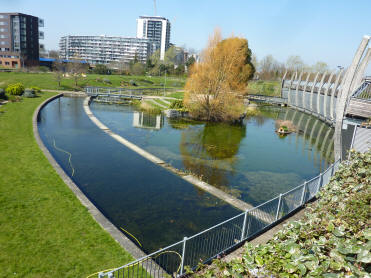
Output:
top-left (240, 210), bottom-right (248, 241)
top-left (98, 272), bottom-right (104, 278)
top-left (316, 173), bottom-right (323, 193)
top-left (107, 272), bottom-right (113, 278)
top-left (300, 182), bottom-right (307, 205)
top-left (275, 194), bottom-right (282, 221)
top-left (180, 236), bottom-right (187, 276)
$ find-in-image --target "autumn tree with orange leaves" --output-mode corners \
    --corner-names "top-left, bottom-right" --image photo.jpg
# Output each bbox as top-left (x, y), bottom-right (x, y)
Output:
top-left (184, 29), bottom-right (255, 122)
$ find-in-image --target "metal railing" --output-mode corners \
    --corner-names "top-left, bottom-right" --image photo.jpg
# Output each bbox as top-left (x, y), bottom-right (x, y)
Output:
top-left (99, 159), bottom-right (341, 278)
top-left (351, 81), bottom-right (371, 100)
top-left (85, 86), bottom-right (178, 97)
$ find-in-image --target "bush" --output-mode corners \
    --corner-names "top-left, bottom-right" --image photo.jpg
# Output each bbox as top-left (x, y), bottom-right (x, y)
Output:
top-left (93, 64), bottom-right (111, 75)
top-left (129, 80), bottom-right (137, 86)
top-left (103, 78), bottom-right (111, 84)
top-left (7, 95), bottom-right (22, 102)
top-left (192, 151), bottom-right (371, 277)
top-left (30, 86), bottom-right (42, 93)
top-left (23, 89), bottom-right (36, 98)
top-left (39, 66), bottom-right (50, 72)
top-left (0, 88), bottom-right (5, 99)
top-left (5, 83), bottom-right (25, 96)
top-left (169, 100), bottom-right (184, 109)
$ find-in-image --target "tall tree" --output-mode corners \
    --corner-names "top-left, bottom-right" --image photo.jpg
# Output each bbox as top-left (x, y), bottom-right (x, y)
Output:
top-left (184, 29), bottom-right (255, 122)
top-left (312, 61), bottom-right (329, 73)
top-left (286, 55), bottom-right (305, 72)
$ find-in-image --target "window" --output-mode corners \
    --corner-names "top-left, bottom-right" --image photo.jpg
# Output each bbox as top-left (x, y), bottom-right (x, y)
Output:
top-left (0, 35), bottom-right (8, 39)
top-left (0, 15), bottom-right (8, 19)
top-left (5, 61), bottom-right (9, 65)
top-left (0, 22), bottom-right (8, 26)
top-left (0, 28), bottom-right (7, 32)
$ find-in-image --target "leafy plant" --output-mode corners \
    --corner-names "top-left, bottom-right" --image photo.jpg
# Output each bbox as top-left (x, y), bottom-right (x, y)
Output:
top-left (192, 151), bottom-right (371, 277)
top-left (169, 100), bottom-right (184, 109)
top-left (5, 83), bottom-right (25, 96)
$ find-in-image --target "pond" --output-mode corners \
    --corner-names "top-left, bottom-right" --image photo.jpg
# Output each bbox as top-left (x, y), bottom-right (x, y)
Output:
top-left (91, 101), bottom-right (334, 206)
top-left (38, 97), bottom-right (334, 253)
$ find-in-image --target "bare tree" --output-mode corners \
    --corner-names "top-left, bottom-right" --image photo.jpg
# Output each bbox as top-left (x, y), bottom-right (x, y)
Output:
top-left (67, 61), bottom-right (88, 87)
top-left (286, 55), bottom-right (306, 72)
top-left (52, 61), bottom-right (65, 87)
top-left (311, 61), bottom-right (329, 73)
top-left (48, 50), bottom-right (60, 59)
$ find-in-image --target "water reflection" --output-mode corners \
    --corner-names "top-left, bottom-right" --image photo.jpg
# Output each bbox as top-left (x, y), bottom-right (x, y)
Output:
top-left (91, 102), bottom-right (335, 206)
top-left (133, 112), bottom-right (164, 130)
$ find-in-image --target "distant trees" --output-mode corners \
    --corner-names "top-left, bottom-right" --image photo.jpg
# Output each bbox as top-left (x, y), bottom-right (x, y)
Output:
top-left (254, 54), bottom-right (334, 81)
top-left (312, 61), bottom-right (329, 73)
top-left (92, 64), bottom-right (111, 75)
top-left (286, 55), bottom-right (305, 72)
top-left (184, 29), bottom-right (255, 122)
top-left (67, 62), bottom-right (88, 86)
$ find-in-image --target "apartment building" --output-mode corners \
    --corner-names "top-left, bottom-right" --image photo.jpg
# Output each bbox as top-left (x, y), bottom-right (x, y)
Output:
top-left (59, 35), bottom-right (152, 65)
top-left (136, 16), bottom-right (171, 60)
top-left (0, 12), bottom-right (44, 68)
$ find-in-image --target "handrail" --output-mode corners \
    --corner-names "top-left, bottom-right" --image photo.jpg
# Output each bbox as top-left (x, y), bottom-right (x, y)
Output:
top-left (99, 158), bottom-right (341, 277)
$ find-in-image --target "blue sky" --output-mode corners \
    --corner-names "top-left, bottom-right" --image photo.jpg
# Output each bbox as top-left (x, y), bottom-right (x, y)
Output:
top-left (2, 0), bottom-right (371, 70)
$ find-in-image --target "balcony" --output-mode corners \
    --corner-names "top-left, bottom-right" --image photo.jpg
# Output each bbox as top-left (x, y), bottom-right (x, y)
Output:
top-left (38, 18), bottom-right (44, 28)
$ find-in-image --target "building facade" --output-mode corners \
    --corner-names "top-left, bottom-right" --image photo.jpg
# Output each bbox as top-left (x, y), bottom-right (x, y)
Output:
top-left (59, 35), bottom-right (152, 65)
top-left (0, 13), bottom-right (44, 68)
top-left (136, 16), bottom-right (171, 60)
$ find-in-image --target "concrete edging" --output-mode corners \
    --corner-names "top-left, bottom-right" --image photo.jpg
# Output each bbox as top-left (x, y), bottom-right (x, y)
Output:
top-left (32, 94), bottom-right (147, 260)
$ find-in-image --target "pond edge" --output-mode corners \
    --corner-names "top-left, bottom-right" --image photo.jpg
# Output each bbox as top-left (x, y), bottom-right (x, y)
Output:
top-left (32, 94), bottom-right (147, 260)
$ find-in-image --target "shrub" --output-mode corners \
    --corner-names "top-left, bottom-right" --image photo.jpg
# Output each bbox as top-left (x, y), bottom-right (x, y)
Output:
top-left (5, 83), bottom-right (25, 96)
top-left (169, 100), bottom-right (184, 109)
top-left (0, 88), bottom-right (5, 99)
top-left (30, 86), bottom-right (42, 93)
top-left (7, 95), bottom-right (22, 102)
top-left (129, 80), bottom-right (137, 86)
top-left (39, 66), bottom-right (50, 72)
top-left (23, 89), bottom-right (36, 98)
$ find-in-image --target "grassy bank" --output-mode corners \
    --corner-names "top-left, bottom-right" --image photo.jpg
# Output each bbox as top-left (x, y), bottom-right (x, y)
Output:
top-left (0, 92), bottom-right (136, 277)
top-left (247, 80), bottom-right (281, 97)
top-left (190, 151), bottom-right (370, 277)
top-left (0, 72), bottom-right (185, 91)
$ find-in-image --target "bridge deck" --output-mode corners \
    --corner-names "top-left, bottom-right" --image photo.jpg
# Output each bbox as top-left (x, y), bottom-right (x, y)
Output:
top-left (347, 99), bottom-right (371, 118)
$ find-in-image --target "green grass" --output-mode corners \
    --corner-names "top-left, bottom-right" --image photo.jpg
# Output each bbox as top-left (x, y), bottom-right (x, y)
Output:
top-left (152, 98), bottom-right (170, 107)
top-left (167, 91), bottom-right (184, 99)
top-left (0, 72), bottom-right (185, 91)
top-left (0, 92), bottom-right (138, 277)
top-left (247, 80), bottom-right (281, 97)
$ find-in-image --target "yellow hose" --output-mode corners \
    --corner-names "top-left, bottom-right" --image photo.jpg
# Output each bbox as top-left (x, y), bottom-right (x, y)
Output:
top-left (120, 227), bottom-right (142, 247)
top-left (53, 139), bottom-right (75, 176)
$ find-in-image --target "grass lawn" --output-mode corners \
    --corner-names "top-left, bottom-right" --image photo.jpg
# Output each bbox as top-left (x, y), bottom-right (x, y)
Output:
top-left (167, 91), bottom-right (184, 99)
top-left (247, 80), bottom-right (281, 97)
top-left (0, 72), bottom-right (185, 91)
top-left (0, 92), bottom-right (137, 277)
